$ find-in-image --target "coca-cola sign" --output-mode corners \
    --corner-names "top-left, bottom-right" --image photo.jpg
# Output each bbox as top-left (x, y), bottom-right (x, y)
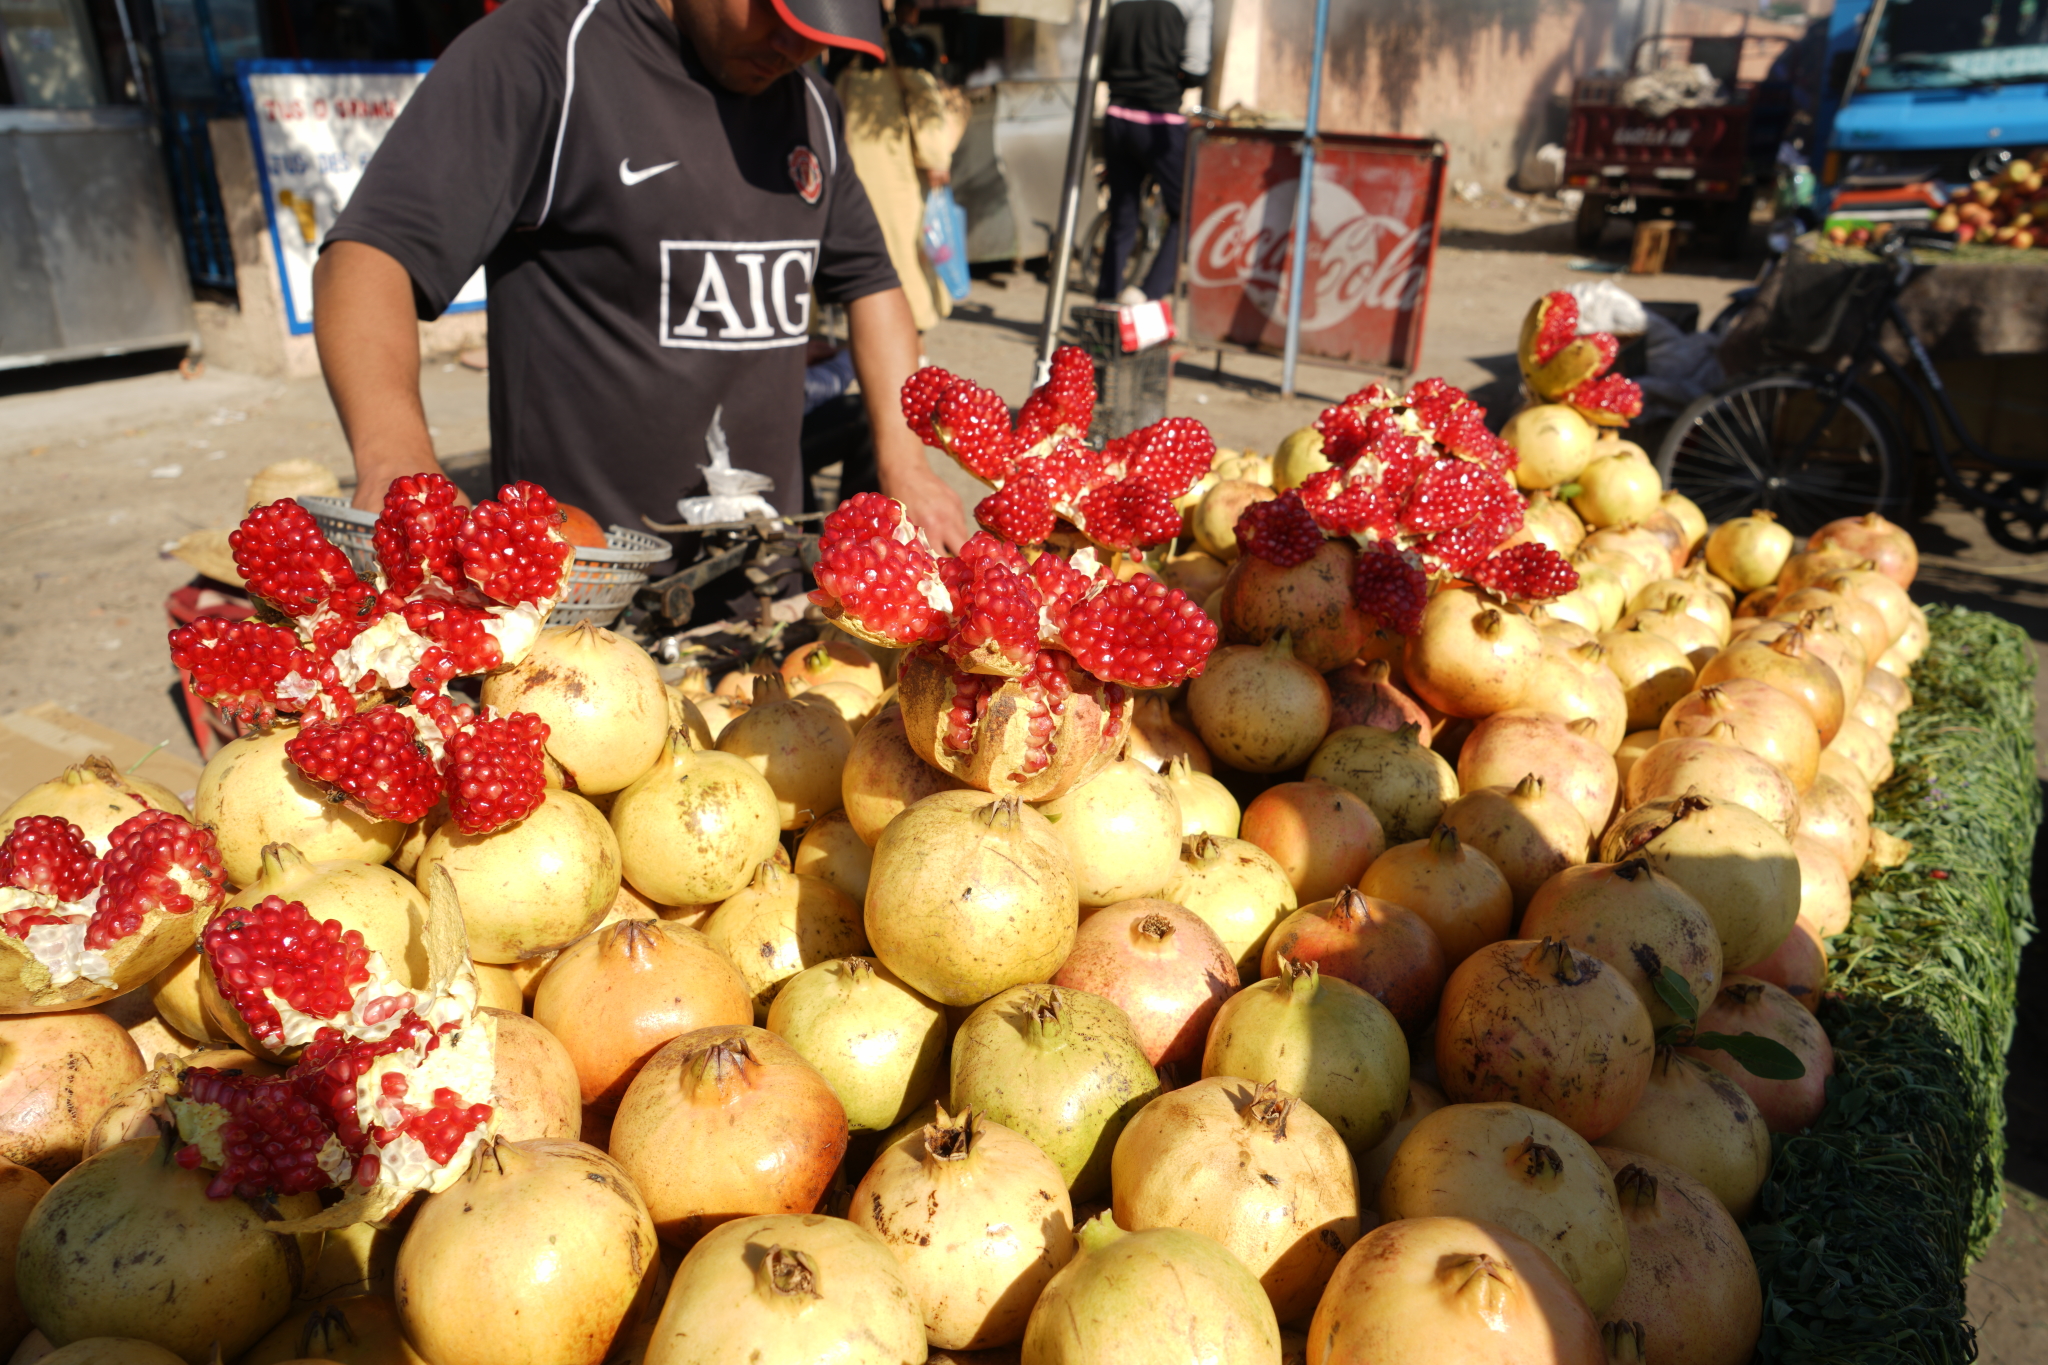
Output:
top-left (1180, 130), bottom-right (1446, 373)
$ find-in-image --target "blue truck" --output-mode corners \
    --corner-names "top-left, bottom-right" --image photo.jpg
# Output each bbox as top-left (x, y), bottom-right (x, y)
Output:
top-left (1816, 0), bottom-right (2048, 195)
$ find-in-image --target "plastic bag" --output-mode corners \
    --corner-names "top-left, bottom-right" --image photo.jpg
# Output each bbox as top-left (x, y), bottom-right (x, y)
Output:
top-left (921, 186), bottom-right (971, 302)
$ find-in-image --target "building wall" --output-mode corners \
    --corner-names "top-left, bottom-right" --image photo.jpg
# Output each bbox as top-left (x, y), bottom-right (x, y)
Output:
top-left (1216, 0), bottom-right (1626, 187)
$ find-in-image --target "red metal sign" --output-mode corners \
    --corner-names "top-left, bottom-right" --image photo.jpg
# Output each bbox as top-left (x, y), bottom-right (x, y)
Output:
top-left (1182, 129), bottom-right (1447, 374)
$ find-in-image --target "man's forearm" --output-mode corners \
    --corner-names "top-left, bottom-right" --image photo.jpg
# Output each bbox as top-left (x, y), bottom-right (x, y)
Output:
top-left (847, 288), bottom-right (969, 551)
top-left (314, 241), bottom-right (447, 510)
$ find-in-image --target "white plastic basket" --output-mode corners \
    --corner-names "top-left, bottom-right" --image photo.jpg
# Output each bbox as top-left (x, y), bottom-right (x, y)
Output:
top-left (300, 496), bottom-right (668, 628)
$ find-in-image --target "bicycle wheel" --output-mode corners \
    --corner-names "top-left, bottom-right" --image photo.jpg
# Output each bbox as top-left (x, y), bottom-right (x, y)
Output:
top-left (1655, 373), bottom-right (1905, 536)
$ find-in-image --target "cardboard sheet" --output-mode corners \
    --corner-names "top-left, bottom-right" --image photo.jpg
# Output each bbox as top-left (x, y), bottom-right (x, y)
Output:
top-left (0, 704), bottom-right (204, 810)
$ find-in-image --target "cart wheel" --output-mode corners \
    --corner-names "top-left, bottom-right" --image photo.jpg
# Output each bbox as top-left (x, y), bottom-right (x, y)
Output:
top-left (1656, 373), bottom-right (1906, 536)
top-left (1574, 194), bottom-right (1610, 251)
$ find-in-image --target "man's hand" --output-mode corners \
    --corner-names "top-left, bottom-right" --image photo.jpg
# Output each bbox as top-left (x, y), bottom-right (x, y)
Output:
top-left (314, 242), bottom-right (454, 512)
top-left (846, 288), bottom-right (970, 553)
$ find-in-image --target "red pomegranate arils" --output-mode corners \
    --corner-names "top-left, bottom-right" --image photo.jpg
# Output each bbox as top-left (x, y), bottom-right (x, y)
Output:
top-left (1010, 650), bottom-right (1076, 777)
top-left (1058, 576), bottom-right (1217, 690)
top-left (1420, 479), bottom-right (1525, 575)
top-left (1566, 373), bottom-right (1645, 423)
top-left (1298, 469), bottom-right (1398, 539)
top-left (1234, 489), bottom-right (1326, 568)
top-left (442, 711), bottom-right (550, 835)
top-left (1352, 546), bottom-right (1431, 635)
top-left (87, 811), bottom-right (225, 949)
top-left (229, 499), bottom-right (363, 618)
top-left (974, 477), bottom-right (1058, 546)
top-left (956, 532), bottom-right (1033, 573)
top-left (181, 1067), bottom-right (336, 1199)
top-left (900, 365), bottom-right (958, 446)
top-left (1471, 542), bottom-right (1581, 601)
top-left (810, 515), bottom-right (953, 648)
top-left (200, 895), bottom-right (376, 1047)
top-left (818, 491), bottom-right (903, 556)
top-left (940, 663), bottom-right (997, 755)
top-left (1029, 550), bottom-right (1096, 634)
top-left (1073, 479), bottom-right (1182, 551)
top-left (0, 816), bottom-right (99, 903)
top-left (1109, 416), bottom-right (1216, 499)
top-left (372, 474), bottom-right (466, 599)
top-left (931, 381), bottom-right (1021, 484)
top-left (1401, 459), bottom-right (1501, 534)
top-left (456, 482), bottom-right (570, 606)
top-left (169, 618), bottom-right (323, 727)
top-left (944, 560), bottom-right (1042, 676)
top-left (401, 599), bottom-right (505, 695)
top-left (1019, 439), bottom-right (1111, 502)
top-left (286, 706), bottom-right (445, 826)
top-left (1527, 292), bottom-right (1579, 365)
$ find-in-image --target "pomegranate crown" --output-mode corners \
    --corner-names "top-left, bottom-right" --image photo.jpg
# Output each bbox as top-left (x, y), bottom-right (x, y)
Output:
top-left (168, 473), bottom-right (569, 834)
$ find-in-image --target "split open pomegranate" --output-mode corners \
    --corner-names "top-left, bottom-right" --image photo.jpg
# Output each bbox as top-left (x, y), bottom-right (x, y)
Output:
top-left (167, 473), bottom-right (571, 834)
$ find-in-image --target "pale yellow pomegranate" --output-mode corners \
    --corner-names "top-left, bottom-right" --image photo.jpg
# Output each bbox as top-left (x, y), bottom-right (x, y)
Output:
top-left (416, 788), bottom-right (620, 963)
top-left (480, 623), bottom-right (669, 794)
top-left (608, 732), bottom-right (781, 906)
top-left (194, 727), bottom-right (403, 887)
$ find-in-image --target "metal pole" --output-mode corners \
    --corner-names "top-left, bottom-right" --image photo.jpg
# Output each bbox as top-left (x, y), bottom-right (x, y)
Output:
top-left (1279, 0), bottom-right (1333, 398)
top-left (1035, 0), bottom-right (1111, 387)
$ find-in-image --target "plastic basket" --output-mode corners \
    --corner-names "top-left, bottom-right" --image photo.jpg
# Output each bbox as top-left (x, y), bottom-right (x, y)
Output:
top-left (300, 496), bottom-right (669, 628)
top-left (1070, 304), bottom-right (1171, 441)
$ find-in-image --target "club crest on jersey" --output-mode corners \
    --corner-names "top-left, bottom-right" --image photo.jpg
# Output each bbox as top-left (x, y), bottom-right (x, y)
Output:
top-left (788, 146), bottom-right (823, 205)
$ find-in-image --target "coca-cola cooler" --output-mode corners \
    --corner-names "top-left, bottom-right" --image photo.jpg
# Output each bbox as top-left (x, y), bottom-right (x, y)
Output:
top-left (1181, 128), bottom-right (1447, 375)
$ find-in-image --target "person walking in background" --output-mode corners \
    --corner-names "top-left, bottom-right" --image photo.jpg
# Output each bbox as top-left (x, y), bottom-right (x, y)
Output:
top-left (834, 3), bottom-right (968, 334)
top-left (1096, 0), bottom-right (1211, 306)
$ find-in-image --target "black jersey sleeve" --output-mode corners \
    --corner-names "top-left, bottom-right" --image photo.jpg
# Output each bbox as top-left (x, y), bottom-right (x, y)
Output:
top-left (323, 7), bottom-right (564, 318)
top-left (807, 75), bottom-right (904, 306)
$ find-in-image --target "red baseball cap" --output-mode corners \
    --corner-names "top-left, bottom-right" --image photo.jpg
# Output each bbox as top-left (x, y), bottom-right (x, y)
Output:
top-left (772, 0), bottom-right (886, 60)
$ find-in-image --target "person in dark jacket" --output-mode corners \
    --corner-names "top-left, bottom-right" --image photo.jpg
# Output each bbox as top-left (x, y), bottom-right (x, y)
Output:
top-left (1095, 0), bottom-right (1211, 305)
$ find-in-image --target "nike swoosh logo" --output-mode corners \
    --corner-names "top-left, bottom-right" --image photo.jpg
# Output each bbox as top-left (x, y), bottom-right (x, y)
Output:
top-left (619, 158), bottom-right (679, 186)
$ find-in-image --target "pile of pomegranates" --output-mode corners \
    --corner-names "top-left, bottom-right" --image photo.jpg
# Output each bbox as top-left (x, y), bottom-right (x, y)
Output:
top-left (0, 310), bottom-right (1937, 1365)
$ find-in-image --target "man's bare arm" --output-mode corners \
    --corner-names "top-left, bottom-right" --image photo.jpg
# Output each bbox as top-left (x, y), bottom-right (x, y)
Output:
top-left (314, 241), bottom-right (454, 511)
top-left (847, 287), bottom-right (969, 553)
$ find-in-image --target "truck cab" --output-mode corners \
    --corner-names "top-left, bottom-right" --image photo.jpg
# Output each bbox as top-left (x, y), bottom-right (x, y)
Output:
top-left (1819, 0), bottom-right (2048, 191)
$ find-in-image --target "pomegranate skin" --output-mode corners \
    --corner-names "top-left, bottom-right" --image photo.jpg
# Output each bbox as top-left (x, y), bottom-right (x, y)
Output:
top-left (1259, 889), bottom-right (1447, 1037)
top-left (1402, 589), bottom-right (1541, 719)
top-left (1594, 1150), bottom-right (1763, 1365)
top-left (0, 1011), bottom-right (146, 1179)
top-left (1682, 976), bottom-right (1834, 1133)
top-left (1052, 900), bottom-right (1238, 1068)
top-left (1355, 825), bottom-right (1513, 970)
top-left (1239, 780), bottom-right (1387, 905)
top-left (1218, 539), bottom-right (1373, 673)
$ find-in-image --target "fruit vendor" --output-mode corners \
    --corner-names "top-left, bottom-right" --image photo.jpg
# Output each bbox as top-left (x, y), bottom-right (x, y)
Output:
top-left (313, 0), bottom-right (972, 557)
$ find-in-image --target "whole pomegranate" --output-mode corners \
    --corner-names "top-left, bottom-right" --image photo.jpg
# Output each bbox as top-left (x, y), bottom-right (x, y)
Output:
top-left (396, 1139), bottom-right (658, 1365)
top-left (640, 1213), bottom-right (925, 1365)
top-left (1307, 1216), bottom-right (1604, 1365)
top-left (1325, 658), bottom-right (1432, 740)
top-left (1052, 900), bottom-right (1237, 1067)
top-left (1403, 588), bottom-right (1540, 718)
top-left (1602, 793), bottom-right (1800, 971)
top-left (1193, 479), bottom-right (1279, 559)
top-left (1441, 775), bottom-right (1591, 910)
top-left (714, 673), bottom-right (856, 830)
top-left (1187, 638), bottom-right (1332, 773)
top-left (1163, 834), bottom-right (1298, 977)
top-left (16, 1137), bottom-right (320, 1361)
top-left (1504, 402), bottom-right (1598, 489)
top-left (864, 792), bottom-right (1077, 1007)
top-left (532, 920), bottom-right (751, 1109)
top-left (1126, 694), bottom-right (1211, 773)
top-left (1683, 976), bottom-right (1834, 1133)
top-left (1660, 680), bottom-right (1822, 793)
top-left (1021, 1213), bottom-right (1281, 1365)
top-left (238, 1293), bottom-right (423, 1365)
top-left (1519, 860), bottom-right (1722, 1028)
top-left (1306, 723), bottom-right (1460, 844)
top-left (1217, 539), bottom-right (1372, 672)
top-left (781, 637), bottom-right (884, 695)
top-left (484, 1008), bottom-right (581, 1142)
top-left (838, 704), bottom-right (967, 844)
top-left (1797, 772), bottom-right (1873, 878)
top-left (1523, 643), bottom-right (1630, 752)
top-left (1201, 959), bottom-right (1409, 1153)
top-left (1437, 935), bottom-right (1655, 1139)
top-left (479, 622), bottom-right (668, 794)
top-left (610, 1025), bottom-right (848, 1248)
top-left (1599, 625), bottom-right (1698, 731)
top-left (1570, 442), bottom-right (1662, 528)
top-left (1704, 511), bottom-right (1793, 592)
top-left (1808, 511), bottom-right (1917, 589)
top-left (194, 727), bottom-right (404, 887)
top-left (416, 787), bottom-right (620, 963)
top-left (1112, 1078), bottom-right (1360, 1325)
top-left (608, 732), bottom-right (781, 906)
top-left (1357, 824), bottom-right (1513, 968)
top-left (1600, 1049), bottom-right (1772, 1221)
top-left (1377, 1101), bottom-right (1629, 1314)
top-left (1743, 916), bottom-right (1827, 1013)
top-left (0, 1011), bottom-right (145, 1179)
top-left (703, 863), bottom-right (866, 1019)
top-left (1792, 833), bottom-right (1854, 937)
top-left (1623, 728), bottom-right (1800, 835)
top-left (791, 809), bottom-right (873, 905)
top-left (950, 985), bottom-right (1161, 1200)
top-left (1595, 1151), bottom-right (1763, 1365)
top-left (1700, 631), bottom-right (1845, 744)
top-left (1258, 890), bottom-right (1447, 1035)
top-left (765, 956), bottom-right (947, 1130)
top-left (850, 1107), bottom-right (1075, 1350)
top-left (1239, 779), bottom-right (1386, 904)
top-left (1036, 759), bottom-right (1183, 907)
top-left (1164, 756), bottom-right (1241, 837)
top-left (0, 1157), bottom-right (48, 1355)
top-left (1456, 709), bottom-right (1618, 835)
